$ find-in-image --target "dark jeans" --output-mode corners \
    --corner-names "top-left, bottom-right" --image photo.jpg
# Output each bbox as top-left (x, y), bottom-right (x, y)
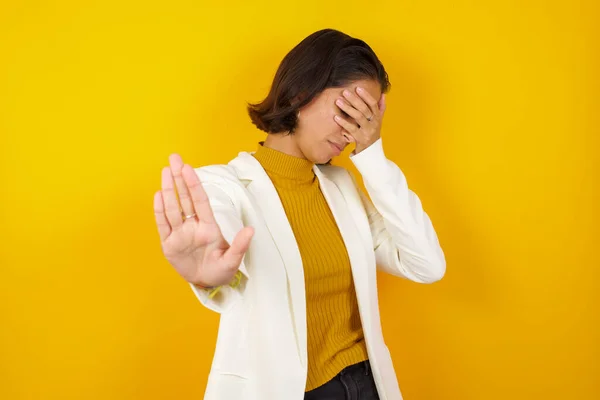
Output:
top-left (304, 360), bottom-right (380, 400)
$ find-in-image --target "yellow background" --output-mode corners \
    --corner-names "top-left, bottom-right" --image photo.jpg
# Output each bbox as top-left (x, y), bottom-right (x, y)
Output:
top-left (1, 1), bottom-right (598, 399)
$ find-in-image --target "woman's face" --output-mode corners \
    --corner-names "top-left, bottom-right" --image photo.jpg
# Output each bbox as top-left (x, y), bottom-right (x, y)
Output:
top-left (294, 79), bottom-right (382, 164)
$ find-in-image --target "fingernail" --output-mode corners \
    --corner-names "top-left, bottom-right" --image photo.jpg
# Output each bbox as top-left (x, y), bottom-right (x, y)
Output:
top-left (357, 87), bottom-right (364, 92)
top-left (336, 99), bottom-right (343, 106)
top-left (343, 90), bottom-right (351, 96)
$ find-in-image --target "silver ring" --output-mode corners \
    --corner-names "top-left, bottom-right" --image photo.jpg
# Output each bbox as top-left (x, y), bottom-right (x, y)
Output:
top-left (183, 213), bottom-right (196, 220)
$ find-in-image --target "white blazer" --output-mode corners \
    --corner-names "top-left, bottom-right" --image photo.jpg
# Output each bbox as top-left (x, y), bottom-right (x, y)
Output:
top-left (190, 138), bottom-right (445, 400)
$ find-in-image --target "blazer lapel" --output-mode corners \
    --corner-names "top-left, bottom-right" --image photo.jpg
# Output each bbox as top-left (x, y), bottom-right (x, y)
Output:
top-left (313, 167), bottom-right (375, 328)
top-left (230, 152), bottom-right (308, 367)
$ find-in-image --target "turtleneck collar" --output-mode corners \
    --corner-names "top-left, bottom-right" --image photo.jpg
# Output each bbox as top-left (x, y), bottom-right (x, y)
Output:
top-left (252, 142), bottom-right (315, 183)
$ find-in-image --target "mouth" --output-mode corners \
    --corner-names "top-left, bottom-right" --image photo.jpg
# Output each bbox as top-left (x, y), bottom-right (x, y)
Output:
top-left (328, 141), bottom-right (345, 154)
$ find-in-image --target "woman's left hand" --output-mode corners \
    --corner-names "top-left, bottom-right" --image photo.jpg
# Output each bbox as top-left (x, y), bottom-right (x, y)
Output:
top-left (333, 86), bottom-right (387, 154)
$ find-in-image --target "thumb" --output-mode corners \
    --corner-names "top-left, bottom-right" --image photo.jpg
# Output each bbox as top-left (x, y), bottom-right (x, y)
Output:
top-left (221, 226), bottom-right (254, 268)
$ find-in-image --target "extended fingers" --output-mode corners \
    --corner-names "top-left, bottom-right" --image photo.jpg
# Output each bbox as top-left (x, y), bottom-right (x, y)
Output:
top-left (154, 191), bottom-right (171, 242)
top-left (182, 164), bottom-right (217, 225)
top-left (161, 167), bottom-right (184, 228)
top-left (169, 154), bottom-right (195, 219)
top-left (334, 113), bottom-right (359, 133)
top-left (354, 87), bottom-right (380, 117)
top-left (335, 97), bottom-right (363, 124)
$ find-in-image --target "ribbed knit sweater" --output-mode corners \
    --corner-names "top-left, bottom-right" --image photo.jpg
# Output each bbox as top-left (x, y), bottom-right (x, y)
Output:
top-left (253, 143), bottom-right (368, 391)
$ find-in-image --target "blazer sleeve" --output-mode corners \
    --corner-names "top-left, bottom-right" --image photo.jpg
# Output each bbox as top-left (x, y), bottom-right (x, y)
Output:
top-left (349, 138), bottom-right (446, 283)
top-left (188, 169), bottom-right (250, 313)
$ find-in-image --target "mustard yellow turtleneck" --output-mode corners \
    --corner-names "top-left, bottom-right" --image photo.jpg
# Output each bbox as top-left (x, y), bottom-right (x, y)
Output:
top-left (253, 143), bottom-right (368, 391)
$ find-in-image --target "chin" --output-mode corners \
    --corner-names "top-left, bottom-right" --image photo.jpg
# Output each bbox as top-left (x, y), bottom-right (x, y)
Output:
top-left (310, 152), bottom-right (331, 165)
top-left (315, 155), bottom-right (333, 165)
top-left (305, 146), bottom-right (334, 165)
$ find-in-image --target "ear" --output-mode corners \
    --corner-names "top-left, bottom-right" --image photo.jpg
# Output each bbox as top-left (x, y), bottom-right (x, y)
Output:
top-left (378, 93), bottom-right (387, 114)
top-left (290, 90), bottom-right (309, 107)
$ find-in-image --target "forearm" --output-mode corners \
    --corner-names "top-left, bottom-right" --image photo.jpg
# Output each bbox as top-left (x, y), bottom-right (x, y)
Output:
top-left (350, 138), bottom-right (446, 282)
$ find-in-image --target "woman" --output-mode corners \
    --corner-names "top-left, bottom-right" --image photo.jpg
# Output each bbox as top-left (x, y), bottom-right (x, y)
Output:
top-left (154, 28), bottom-right (445, 400)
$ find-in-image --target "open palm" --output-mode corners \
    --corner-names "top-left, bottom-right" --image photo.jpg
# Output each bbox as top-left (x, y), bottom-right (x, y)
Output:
top-left (154, 154), bottom-right (254, 287)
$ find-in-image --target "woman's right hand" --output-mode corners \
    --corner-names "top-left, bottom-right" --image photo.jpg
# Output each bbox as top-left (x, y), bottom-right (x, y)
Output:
top-left (153, 154), bottom-right (254, 288)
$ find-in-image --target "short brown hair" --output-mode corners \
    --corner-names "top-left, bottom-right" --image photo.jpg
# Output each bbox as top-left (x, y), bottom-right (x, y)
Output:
top-left (247, 29), bottom-right (391, 134)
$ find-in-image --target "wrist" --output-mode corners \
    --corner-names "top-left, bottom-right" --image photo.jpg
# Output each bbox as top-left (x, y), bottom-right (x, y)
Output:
top-left (190, 278), bottom-right (216, 290)
top-left (353, 138), bottom-right (379, 155)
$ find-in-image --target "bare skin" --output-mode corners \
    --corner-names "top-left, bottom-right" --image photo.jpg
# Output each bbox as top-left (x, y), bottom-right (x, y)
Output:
top-left (154, 79), bottom-right (386, 288)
